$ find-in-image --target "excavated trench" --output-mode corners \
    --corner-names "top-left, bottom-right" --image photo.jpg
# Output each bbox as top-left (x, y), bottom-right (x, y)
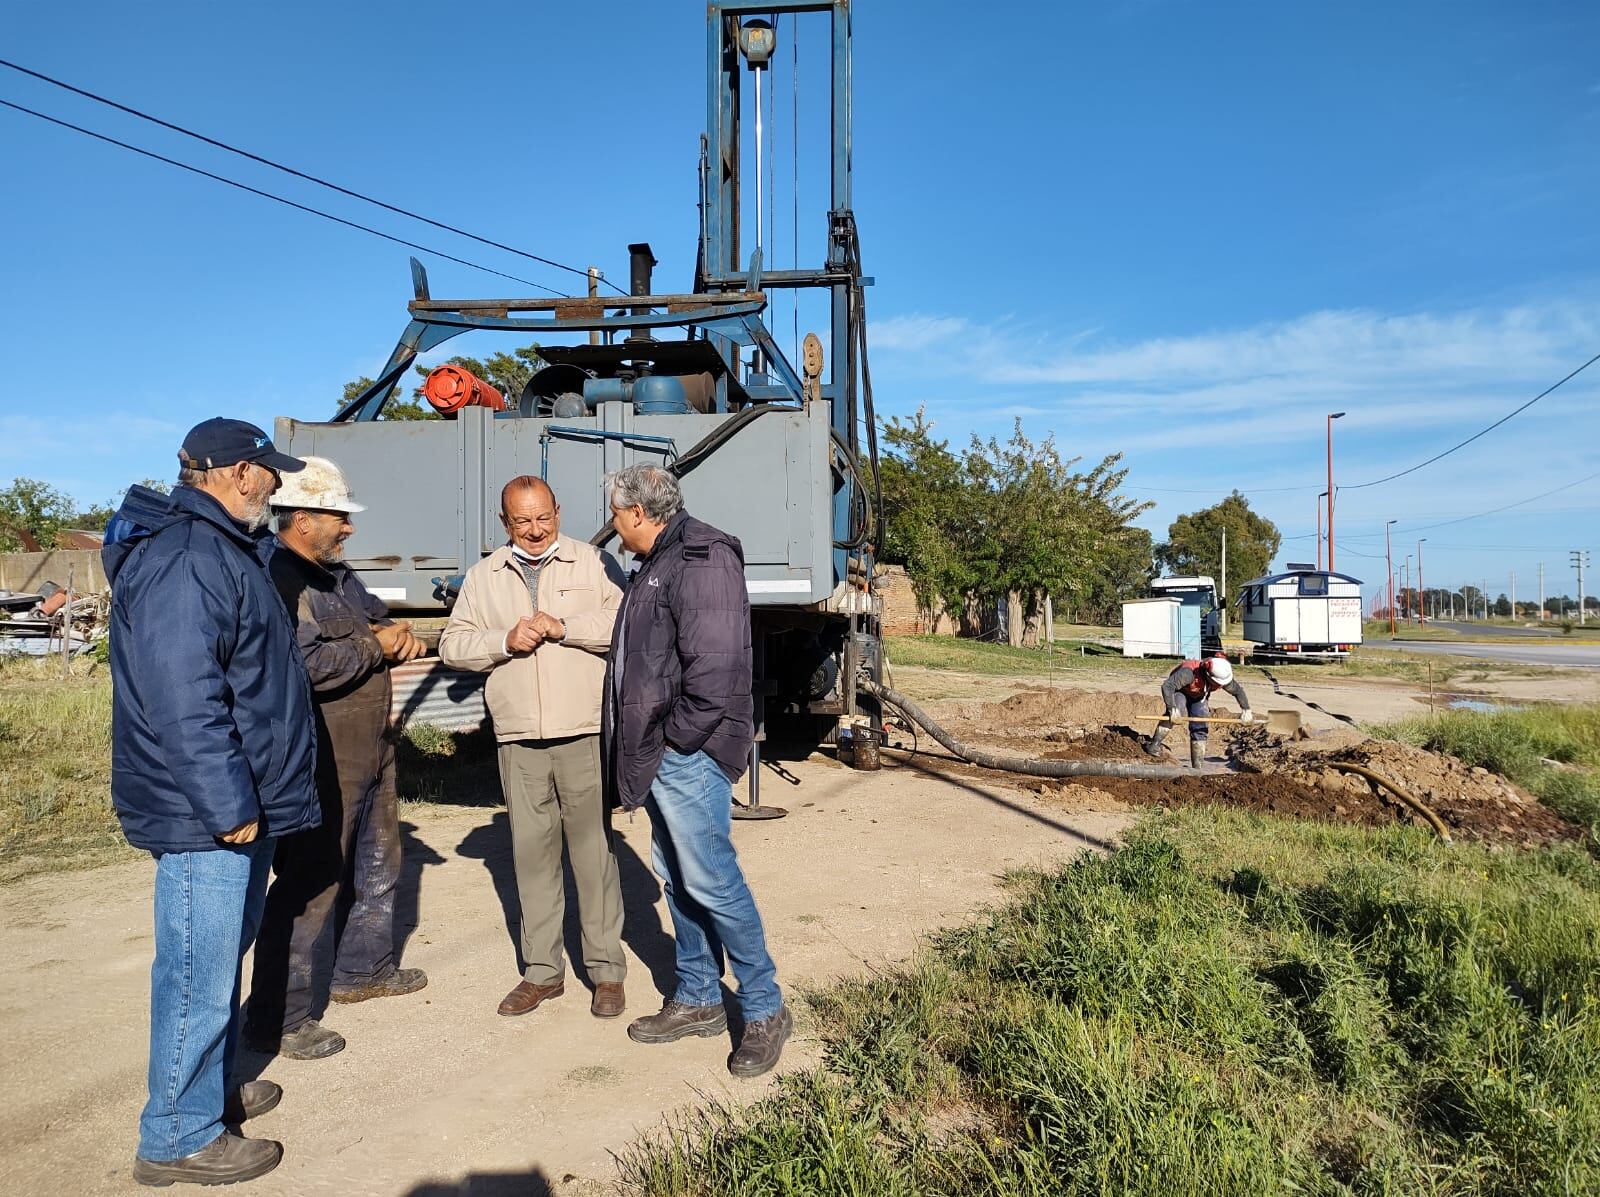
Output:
top-left (877, 686), bottom-right (1581, 848)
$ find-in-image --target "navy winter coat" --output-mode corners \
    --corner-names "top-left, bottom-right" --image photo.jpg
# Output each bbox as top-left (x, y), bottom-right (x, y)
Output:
top-left (102, 485), bottom-right (320, 854)
top-left (603, 511), bottom-right (754, 811)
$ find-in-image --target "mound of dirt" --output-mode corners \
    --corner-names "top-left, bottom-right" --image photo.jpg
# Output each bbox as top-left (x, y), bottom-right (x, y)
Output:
top-left (950, 687), bottom-right (1254, 749)
top-left (907, 687), bottom-right (1582, 848)
top-left (1225, 727), bottom-right (1578, 847)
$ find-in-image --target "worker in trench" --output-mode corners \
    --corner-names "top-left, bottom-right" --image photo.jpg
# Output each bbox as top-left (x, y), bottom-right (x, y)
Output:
top-left (1144, 655), bottom-right (1254, 769)
top-left (244, 457), bottom-right (430, 1063)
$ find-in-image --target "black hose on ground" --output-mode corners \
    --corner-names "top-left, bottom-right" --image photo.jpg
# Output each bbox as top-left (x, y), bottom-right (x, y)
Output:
top-left (862, 681), bottom-right (1187, 780)
top-left (1324, 760), bottom-right (1454, 844)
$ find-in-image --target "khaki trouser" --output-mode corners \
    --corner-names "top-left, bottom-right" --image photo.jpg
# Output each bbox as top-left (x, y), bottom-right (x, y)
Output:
top-left (496, 734), bottom-right (626, 986)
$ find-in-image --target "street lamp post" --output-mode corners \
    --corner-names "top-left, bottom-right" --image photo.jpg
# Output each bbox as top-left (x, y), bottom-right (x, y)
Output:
top-left (1317, 491), bottom-right (1328, 572)
top-left (1326, 413), bottom-right (1346, 573)
top-left (1386, 519), bottom-right (1398, 635)
top-left (1403, 556), bottom-right (1411, 621)
top-left (1417, 539), bottom-right (1426, 626)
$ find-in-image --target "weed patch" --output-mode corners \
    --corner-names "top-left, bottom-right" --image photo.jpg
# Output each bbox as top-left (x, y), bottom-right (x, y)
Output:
top-left (622, 810), bottom-right (1600, 1195)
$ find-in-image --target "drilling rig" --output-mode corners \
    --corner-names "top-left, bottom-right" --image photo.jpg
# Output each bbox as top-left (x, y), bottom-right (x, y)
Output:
top-left (275, 2), bottom-right (882, 813)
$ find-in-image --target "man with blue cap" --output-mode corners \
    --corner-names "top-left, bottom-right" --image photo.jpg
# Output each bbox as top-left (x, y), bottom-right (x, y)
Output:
top-left (103, 418), bottom-right (320, 1187)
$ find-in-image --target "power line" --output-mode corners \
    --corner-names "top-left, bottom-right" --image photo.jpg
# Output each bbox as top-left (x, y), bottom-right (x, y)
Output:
top-left (0, 57), bottom-right (629, 295)
top-left (1341, 351), bottom-right (1600, 490)
top-left (0, 98), bottom-right (567, 296)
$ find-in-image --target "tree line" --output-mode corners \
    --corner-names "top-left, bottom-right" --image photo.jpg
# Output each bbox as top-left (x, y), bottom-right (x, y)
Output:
top-left (877, 409), bottom-right (1282, 645)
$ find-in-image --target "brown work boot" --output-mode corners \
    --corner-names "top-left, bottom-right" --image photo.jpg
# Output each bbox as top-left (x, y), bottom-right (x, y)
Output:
top-left (132, 1131), bottom-right (282, 1187)
top-left (627, 999), bottom-right (728, 1044)
top-left (728, 1005), bottom-right (793, 1078)
top-left (246, 1019), bottom-right (345, 1061)
top-left (330, 967), bottom-right (428, 1005)
top-left (223, 1080), bottom-right (282, 1124)
top-left (497, 979), bottom-right (564, 1017)
top-left (591, 981), bottom-right (627, 1019)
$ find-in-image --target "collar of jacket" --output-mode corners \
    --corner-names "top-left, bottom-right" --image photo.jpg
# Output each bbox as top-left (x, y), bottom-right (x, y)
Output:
top-left (269, 536), bottom-right (350, 587)
top-left (169, 485), bottom-right (271, 552)
top-left (638, 511), bottom-right (691, 566)
top-left (487, 538), bottom-right (575, 573)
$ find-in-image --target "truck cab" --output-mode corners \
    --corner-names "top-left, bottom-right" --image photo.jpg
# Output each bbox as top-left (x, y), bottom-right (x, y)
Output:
top-left (1148, 576), bottom-right (1224, 656)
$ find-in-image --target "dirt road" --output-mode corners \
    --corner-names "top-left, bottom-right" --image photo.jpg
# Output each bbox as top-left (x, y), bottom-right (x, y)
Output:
top-left (0, 755), bottom-right (1128, 1197)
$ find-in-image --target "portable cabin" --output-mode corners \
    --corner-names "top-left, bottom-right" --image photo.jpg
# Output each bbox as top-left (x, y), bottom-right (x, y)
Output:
top-left (1238, 565), bottom-right (1363, 661)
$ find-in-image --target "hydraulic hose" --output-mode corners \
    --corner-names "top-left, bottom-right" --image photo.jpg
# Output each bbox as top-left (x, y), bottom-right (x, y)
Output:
top-left (1323, 760), bottom-right (1453, 844)
top-left (863, 681), bottom-right (1187, 780)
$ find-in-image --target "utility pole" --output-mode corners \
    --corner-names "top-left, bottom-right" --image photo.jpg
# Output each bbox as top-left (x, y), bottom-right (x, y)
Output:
top-left (1326, 412), bottom-right (1345, 572)
top-left (1575, 550), bottom-right (1591, 626)
top-left (1316, 492), bottom-right (1326, 572)
top-left (587, 267), bottom-right (601, 346)
top-left (1483, 578), bottom-right (1490, 621)
top-left (1385, 519), bottom-right (1397, 635)
top-left (1510, 570), bottom-right (1517, 622)
top-left (1417, 538), bottom-right (1426, 625)
top-left (1539, 562), bottom-right (1545, 621)
top-left (1220, 526), bottom-right (1228, 636)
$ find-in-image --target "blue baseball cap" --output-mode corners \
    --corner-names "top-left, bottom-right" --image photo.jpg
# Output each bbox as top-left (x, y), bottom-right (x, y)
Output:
top-left (179, 418), bottom-right (306, 474)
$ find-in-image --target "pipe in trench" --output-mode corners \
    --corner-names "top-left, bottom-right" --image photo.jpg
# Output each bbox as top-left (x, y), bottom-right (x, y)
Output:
top-left (862, 686), bottom-right (1455, 843)
top-left (862, 682), bottom-right (1187, 780)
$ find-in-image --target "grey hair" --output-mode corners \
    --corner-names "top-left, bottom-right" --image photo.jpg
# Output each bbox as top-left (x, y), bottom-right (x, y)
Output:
top-left (274, 510), bottom-right (297, 533)
top-left (605, 464), bottom-right (683, 524)
top-left (177, 451), bottom-right (226, 490)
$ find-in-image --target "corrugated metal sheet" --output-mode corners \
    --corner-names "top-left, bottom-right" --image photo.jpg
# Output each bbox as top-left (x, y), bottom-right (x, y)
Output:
top-left (389, 659), bottom-right (488, 732)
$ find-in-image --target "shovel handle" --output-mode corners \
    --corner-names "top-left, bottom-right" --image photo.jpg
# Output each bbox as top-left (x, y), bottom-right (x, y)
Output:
top-left (1133, 714), bottom-right (1246, 724)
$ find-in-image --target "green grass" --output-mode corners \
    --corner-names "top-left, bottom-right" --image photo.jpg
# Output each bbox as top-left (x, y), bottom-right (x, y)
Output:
top-left (1376, 705), bottom-right (1600, 844)
top-left (622, 809), bottom-right (1600, 1196)
top-left (888, 633), bottom-right (1555, 689)
top-left (887, 634), bottom-right (1132, 678)
top-left (0, 657), bottom-right (124, 882)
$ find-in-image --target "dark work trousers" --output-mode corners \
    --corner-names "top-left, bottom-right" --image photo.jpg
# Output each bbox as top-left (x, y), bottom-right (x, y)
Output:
top-left (248, 669), bottom-right (400, 1035)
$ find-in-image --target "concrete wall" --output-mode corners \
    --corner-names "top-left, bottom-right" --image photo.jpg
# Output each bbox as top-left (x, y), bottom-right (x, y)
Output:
top-left (0, 550), bottom-right (107, 595)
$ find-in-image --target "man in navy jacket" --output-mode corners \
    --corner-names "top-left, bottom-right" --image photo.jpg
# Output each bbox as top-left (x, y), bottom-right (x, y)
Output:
top-left (103, 419), bottom-right (318, 1188)
top-left (601, 464), bottom-right (789, 1080)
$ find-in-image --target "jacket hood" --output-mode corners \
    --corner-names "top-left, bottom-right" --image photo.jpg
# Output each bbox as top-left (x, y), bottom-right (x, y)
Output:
top-left (102, 485), bottom-right (264, 583)
top-left (646, 511), bottom-right (746, 566)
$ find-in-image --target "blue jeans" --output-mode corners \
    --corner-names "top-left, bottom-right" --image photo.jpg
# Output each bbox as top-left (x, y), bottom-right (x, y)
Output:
top-left (139, 838), bottom-right (273, 1162)
top-left (645, 748), bottom-right (782, 1022)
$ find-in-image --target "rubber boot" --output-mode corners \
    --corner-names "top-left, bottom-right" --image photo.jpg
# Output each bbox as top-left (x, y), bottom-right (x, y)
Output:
top-left (1189, 741), bottom-right (1205, 770)
top-left (1143, 727), bottom-right (1169, 758)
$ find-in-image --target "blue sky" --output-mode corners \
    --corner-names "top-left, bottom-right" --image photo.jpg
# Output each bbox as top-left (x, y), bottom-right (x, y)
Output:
top-left (3, 1), bottom-right (1597, 604)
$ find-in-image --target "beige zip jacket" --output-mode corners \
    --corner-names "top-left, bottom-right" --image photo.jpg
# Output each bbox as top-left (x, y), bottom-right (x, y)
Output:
top-left (438, 539), bottom-right (622, 742)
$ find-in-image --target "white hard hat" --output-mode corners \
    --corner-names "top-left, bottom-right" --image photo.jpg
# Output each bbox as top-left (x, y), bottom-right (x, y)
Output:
top-left (1208, 657), bottom-right (1234, 685)
top-left (269, 455), bottom-right (366, 513)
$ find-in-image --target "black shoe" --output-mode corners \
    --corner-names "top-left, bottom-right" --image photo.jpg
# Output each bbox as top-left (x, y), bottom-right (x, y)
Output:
top-left (246, 1019), bottom-right (345, 1061)
top-left (330, 966), bottom-right (428, 1005)
top-left (222, 1080), bottom-right (281, 1124)
top-left (729, 1005), bottom-right (793, 1078)
top-left (133, 1131), bottom-right (282, 1187)
top-left (627, 999), bottom-right (728, 1044)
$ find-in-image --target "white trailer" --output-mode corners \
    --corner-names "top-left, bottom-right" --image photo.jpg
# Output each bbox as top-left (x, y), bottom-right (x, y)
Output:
top-left (1238, 568), bottom-right (1363, 662)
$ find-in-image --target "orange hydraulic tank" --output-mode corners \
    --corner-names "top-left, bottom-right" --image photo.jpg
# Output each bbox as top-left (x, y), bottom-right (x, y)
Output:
top-left (422, 364), bottom-right (506, 414)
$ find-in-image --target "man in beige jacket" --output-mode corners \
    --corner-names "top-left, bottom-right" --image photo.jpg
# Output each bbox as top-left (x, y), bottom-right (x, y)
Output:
top-left (439, 476), bottom-right (628, 1019)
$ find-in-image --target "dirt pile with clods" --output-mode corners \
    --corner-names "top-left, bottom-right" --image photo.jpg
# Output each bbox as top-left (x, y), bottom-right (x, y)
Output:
top-left (906, 686), bottom-right (1582, 847)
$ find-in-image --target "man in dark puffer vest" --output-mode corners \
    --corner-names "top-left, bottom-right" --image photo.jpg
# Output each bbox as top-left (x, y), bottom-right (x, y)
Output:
top-left (601, 464), bottom-right (790, 1079)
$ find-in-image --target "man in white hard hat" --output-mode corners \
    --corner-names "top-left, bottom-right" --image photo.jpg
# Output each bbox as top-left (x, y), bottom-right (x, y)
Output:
top-left (1144, 654), bottom-right (1253, 769)
top-left (245, 456), bottom-right (428, 1062)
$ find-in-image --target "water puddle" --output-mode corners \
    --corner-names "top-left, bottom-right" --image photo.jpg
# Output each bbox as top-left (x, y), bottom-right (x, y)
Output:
top-left (1446, 698), bottom-right (1526, 713)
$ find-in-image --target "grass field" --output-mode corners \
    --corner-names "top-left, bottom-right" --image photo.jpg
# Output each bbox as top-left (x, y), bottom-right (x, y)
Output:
top-left (623, 808), bottom-right (1600, 1196)
top-left (0, 657), bottom-right (121, 882)
top-left (887, 633), bottom-right (1547, 689)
